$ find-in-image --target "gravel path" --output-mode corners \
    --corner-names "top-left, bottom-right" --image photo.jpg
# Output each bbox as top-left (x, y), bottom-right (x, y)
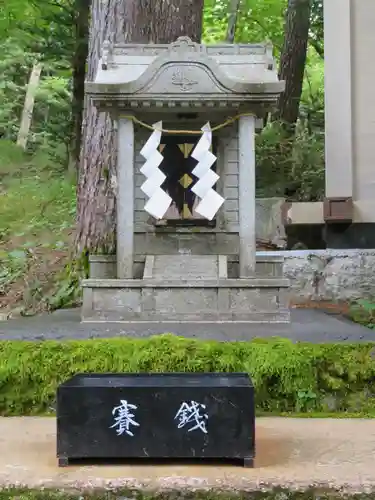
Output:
top-left (0, 417), bottom-right (374, 493)
top-left (0, 307), bottom-right (374, 342)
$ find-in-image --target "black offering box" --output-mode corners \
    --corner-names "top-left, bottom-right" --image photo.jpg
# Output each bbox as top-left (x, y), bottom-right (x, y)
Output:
top-left (57, 372), bottom-right (255, 467)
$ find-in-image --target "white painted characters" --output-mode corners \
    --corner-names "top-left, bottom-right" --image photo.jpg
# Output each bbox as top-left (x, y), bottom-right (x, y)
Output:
top-left (110, 400), bottom-right (140, 437)
top-left (174, 400), bottom-right (208, 434)
top-left (110, 399), bottom-right (209, 437)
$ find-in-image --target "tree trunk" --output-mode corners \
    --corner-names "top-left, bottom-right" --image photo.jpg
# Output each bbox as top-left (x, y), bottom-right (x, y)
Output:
top-left (226, 0), bottom-right (241, 43)
top-left (274, 0), bottom-right (312, 131)
top-left (69, 0), bottom-right (89, 175)
top-left (75, 0), bottom-right (204, 254)
top-left (17, 62), bottom-right (42, 150)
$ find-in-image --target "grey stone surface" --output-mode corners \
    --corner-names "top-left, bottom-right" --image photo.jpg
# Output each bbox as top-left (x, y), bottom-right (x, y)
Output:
top-left (89, 253), bottom-right (284, 279)
top-left (89, 255), bottom-right (117, 279)
top-left (253, 256), bottom-right (283, 277)
top-left (152, 255), bottom-right (220, 280)
top-left (256, 198), bottom-right (286, 248)
top-left (87, 249), bottom-right (375, 302)
top-left (93, 248), bottom-right (375, 301)
top-left (230, 289), bottom-right (279, 312)
top-left (89, 248), bottom-right (375, 304)
top-left (117, 117), bottom-right (134, 278)
top-left (239, 114), bottom-right (256, 276)
top-left (143, 255), bottom-right (154, 279)
top-left (218, 255), bottom-right (228, 278)
top-left (0, 308), bottom-right (374, 342)
top-left (134, 231), bottom-right (238, 256)
top-left (267, 249), bottom-right (375, 302)
top-left (83, 277), bottom-right (290, 287)
top-left (153, 289), bottom-right (217, 316)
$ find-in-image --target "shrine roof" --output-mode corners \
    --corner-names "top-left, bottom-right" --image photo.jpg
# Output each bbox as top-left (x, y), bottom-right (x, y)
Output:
top-left (85, 37), bottom-right (285, 110)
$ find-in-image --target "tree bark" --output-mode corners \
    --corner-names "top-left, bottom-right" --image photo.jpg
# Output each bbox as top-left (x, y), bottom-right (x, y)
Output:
top-left (69, 0), bottom-right (89, 175)
top-left (274, 0), bottom-right (312, 131)
top-left (75, 0), bottom-right (204, 254)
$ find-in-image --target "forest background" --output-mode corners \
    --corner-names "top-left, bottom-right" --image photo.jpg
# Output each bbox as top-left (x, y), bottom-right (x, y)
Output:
top-left (0, 0), bottom-right (325, 315)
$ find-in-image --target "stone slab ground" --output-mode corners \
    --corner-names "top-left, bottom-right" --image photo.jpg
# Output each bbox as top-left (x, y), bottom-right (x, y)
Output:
top-left (0, 417), bottom-right (374, 493)
top-left (0, 308), bottom-right (374, 342)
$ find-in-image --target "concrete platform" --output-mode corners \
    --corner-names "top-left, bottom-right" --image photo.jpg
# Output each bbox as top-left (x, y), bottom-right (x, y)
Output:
top-left (0, 307), bottom-right (374, 342)
top-left (0, 417), bottom-right (374, 493)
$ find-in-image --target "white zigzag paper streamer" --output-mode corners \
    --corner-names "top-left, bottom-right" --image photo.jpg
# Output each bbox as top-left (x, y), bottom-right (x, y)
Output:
top-left (140, 121), bottom-right (172, 220)
top-left (191, 122), bottom-right (225, 221)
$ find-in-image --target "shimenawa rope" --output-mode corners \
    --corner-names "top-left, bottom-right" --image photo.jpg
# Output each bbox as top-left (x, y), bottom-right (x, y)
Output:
top-left (121, 112), bottom-right (255, 135)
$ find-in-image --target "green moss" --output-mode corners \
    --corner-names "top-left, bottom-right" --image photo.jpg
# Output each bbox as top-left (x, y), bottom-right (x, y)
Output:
top-left (0, 336), bottom-right (374, 416)
top-left (348, 299), bottom-right (375, 329)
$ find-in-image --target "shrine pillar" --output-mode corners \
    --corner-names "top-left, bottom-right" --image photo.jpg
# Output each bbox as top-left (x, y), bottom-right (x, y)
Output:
top-left (238, 114), bottom-right (256, 277)
top-left (324, 0), bottom-right (353, 199)
top-left (117, 117), bottom-right (134, 279)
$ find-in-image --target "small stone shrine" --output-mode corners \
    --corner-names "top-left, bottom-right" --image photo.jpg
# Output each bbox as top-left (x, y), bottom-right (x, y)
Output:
top-left (83, 36), bottom-right (290, 322)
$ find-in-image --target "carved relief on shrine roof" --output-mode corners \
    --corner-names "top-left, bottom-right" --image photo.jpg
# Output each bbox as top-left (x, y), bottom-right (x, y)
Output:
top-left (136, 63), bottom-right (227, 95)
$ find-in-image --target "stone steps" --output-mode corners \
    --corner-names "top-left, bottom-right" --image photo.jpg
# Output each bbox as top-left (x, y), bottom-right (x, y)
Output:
top-left (144, 254), bottom-right (228, 280)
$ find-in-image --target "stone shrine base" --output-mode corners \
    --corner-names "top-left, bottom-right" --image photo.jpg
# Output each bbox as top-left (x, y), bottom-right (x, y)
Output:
top-left (81, 277), bottom-right (290, 323)
top-left (82, 254), bottom-right (290, 323)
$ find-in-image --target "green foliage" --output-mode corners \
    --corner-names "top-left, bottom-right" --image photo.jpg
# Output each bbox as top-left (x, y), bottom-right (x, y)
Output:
top-left (349, 300), bottom-right (375, 330)
top-left (1, 0), bottom-right (326, 201)
top-left (0, 337), bottom-right (374, 416)
top-left (0, 143), bottom-right (75, 241)
top-left (310, 0), bottom-right (324, 57)
top-left (0, 139), bottom-right (28, 179)
top-left (0, 38), bottom-right (71, 160)
top-left (0, 245), bottom-right (80, 316)
top-left (203, 0), bottom-right (287, 49)
top-left (203, 0), bottom-right (325, 200)
top-left (0, 1), bottom-right (39, 42)
top-left (300, 49), bottom-right (324, 134)
top-left (0, 41), bottom-right (39, 140)
top-left (44, 259), bottom-right (84, 311)
top-left (0, 0), bottom-right (74, 57)
top-left (203, 0), bottom-right (323, 60)
top-left (0, 141), bottom-right (76, 313)
top-left (0, 174), bottom-right (74, 239)
top-left (0, 0), bottom-right (74, 165)
top-left (256, 122), bottom-right (325, 200)
top-left (0, 247), bottom-right (28, 297)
